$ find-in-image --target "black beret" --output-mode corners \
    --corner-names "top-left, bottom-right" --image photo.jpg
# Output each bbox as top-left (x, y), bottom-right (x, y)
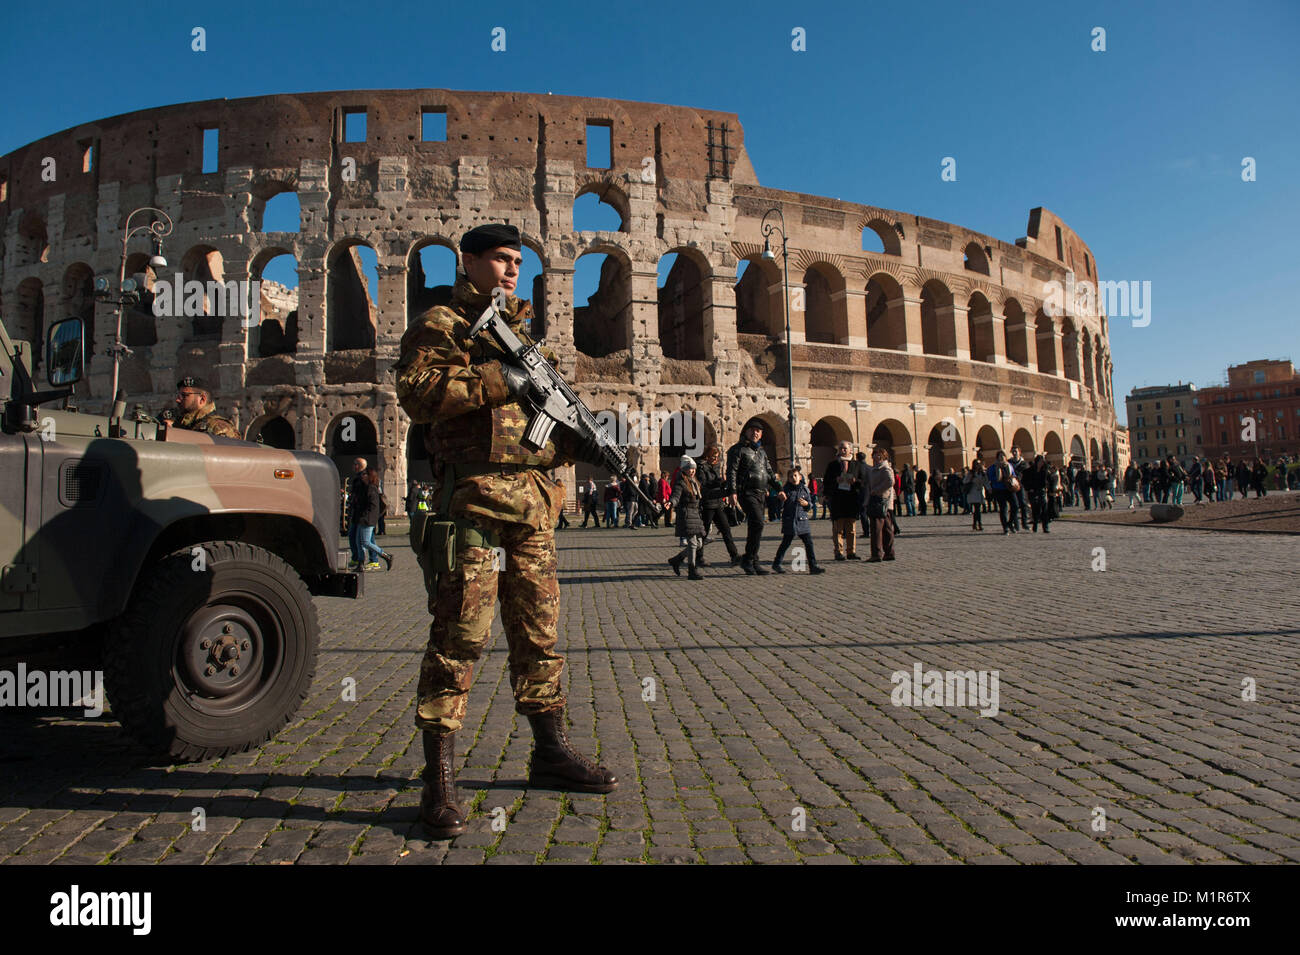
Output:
top-left (460, 224), bottom-right (522, 255)
top-left (177, 376), bottom-right (207, 391)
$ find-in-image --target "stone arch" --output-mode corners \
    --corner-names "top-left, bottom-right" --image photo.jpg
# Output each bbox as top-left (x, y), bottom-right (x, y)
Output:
top-left (1089, 437), bottom-right (1101, 466)
top-left (865, 271), bottom-right (906, 351)
top-left (1003, 298), bottom-right (1029, 367)
top-left (657, 248), bottom-right (710, 361)
top-left (15, 212), bottom-right (48, 267)
top-left (658, 409), bottom-right (717, 476)
top-left (575, 246), bottom-right (632, 357)
top-left (61, 263), bottom-right (96, 363)
top-left (1070, 434), bottom-right (1086, 465)
top-left (325, 411), bottom-right (379, 481)
top-left (250, 247), bottom-right (299, 357)
top-left (810, 416), bottom-right (853, 481)
top-left (1094, 341), bottom-right (1106, 401)
top-left (963, 241), bottom-right (990, 275)
top-left (251, 180), bottom-right (301, 233)
top-left (967, 291), bottom-right (995, 363)
top-left (1011, 428), bottom-right (1035, 456)
top-left (1035, 308), bottom-right (1058, 375)
top-left (739, 412), bottom-right (789, 471)
top-left (734, 254), bottom-right (782, 338)
top-left (247, 414), bottom-right (295, 449)
top-left (15, 277), bottom-right (44, 371)
top-left (975, 424), bottom-right (1002, 463)
top-left (514, 240), bottom-right (547, 337)
top-left (920, 279), bottom-right (953, 356)
top-left (860, 217), bottom-right (902, 256)
top-left (573, 182), bottom-right (628, 232)
top-left (927, 422), bottom-right (962, 474)
top-left (1102, 441), bottom-right (1112, 468)
top-left (801, 262), bottom-right (848, 345)
top-left (326, 239), bottom-right (378, 351)
top-left (872, 418), bottom-right (913, 468)
top-left (1061, 317), bottom-right (1081, 381)
top-left (250, 245), bottom-right (297, 282)
top-left (407, 237), bottom-right (458, 322)
top-left (1043, 431), bottom-right (1065, 465)
top-left (181, 244), bottom-right (226, 339)
top-left (1082, 332), bottom-right (1096, 392)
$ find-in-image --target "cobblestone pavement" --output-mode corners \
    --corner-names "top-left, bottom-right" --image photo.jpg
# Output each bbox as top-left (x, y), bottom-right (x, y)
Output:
top-left (1063, 488), bottom-right (1300, 534)
top-left (2, 514), bottom-right (1297, 865)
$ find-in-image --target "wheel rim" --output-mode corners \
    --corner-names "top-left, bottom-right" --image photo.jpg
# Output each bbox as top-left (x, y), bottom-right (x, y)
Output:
top-left (176, 597), bottom-right (283, 712)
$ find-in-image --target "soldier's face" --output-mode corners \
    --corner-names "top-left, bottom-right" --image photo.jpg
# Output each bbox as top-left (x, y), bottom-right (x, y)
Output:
top-left (748, 427), bottom-right (762, 443)
top-left (176, 388), bottom-right (205, 414)
top-left (463, 247), bottom-right (523, 296)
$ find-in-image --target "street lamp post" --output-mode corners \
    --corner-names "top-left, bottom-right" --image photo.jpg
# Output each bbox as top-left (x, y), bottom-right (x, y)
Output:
top-left (760, 207), bottom-right (797, 469)
top-left (101, 208), bottom-right (173, 411)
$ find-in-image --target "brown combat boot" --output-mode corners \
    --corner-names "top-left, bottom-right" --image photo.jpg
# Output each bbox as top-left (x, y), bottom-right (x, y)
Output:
top-left (527, 709), bottom-right (618, 793)
top-left (419, 731), bottom-right (466, 839)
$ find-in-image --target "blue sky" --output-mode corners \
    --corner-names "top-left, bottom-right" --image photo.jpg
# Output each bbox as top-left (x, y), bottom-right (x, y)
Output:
top-left (3, 0), bottom-right (1297, 423)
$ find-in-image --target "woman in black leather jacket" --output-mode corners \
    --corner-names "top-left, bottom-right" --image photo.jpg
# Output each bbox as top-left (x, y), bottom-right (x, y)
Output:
top-left (695, 444), bottom-right (741, 568)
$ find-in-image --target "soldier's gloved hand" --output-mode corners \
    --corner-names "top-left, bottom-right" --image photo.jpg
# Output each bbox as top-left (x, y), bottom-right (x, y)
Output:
top-left (501, 364), bottom-right (534, 402)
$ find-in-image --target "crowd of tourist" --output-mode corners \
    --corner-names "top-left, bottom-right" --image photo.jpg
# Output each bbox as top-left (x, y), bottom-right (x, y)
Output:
top-left (390, 444), bottom-right (1298, 580)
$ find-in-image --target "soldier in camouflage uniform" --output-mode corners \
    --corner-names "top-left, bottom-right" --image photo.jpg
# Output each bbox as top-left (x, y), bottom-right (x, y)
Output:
top-left (170, 376), bottom-right (240, 438)
top-left (395, 223), bottom-right (616, 840)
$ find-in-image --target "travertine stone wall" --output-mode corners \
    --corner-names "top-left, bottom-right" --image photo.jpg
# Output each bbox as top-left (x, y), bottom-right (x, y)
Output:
top-left (0, 89), bottom-right (1118, 510)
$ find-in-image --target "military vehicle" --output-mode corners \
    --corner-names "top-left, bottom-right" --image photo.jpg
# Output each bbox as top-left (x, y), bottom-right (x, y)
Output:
top-left (1, 315), bottom-right (359, 760)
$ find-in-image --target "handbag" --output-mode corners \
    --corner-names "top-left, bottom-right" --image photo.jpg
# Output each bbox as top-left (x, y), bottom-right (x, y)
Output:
top-left (866, 495), bottom-right (887, 519)
top-left (725, 504), bottom-right (739, 527)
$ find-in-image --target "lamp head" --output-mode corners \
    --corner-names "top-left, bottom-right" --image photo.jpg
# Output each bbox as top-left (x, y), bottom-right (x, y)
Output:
top-left (761, 236), bottom-right (775, 261)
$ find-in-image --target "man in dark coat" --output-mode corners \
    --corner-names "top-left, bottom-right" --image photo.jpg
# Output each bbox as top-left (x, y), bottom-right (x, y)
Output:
top-left (1075, 465), bottom-right (1092, 509)
top-left (945, 468), bottom-right (963, 514)
top-left (726, 423), bottom-right (781, 575)
top-left (823, 441), bottom-right (864, 560)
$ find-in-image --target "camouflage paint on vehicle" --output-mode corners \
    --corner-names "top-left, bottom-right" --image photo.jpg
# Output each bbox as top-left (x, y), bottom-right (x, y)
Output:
top-left (1, 317), bottom-right (355, 641)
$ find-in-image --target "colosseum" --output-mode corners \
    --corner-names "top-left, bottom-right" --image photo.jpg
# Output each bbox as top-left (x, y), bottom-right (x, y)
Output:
top-left (0, 89), bottom-right (1118, 508)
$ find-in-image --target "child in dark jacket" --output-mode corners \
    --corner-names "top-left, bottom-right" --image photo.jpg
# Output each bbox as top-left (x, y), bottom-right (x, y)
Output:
top-left (772, 468), bottom-right (825, 574)
top-left (668, 456), bottom-right (707, 580)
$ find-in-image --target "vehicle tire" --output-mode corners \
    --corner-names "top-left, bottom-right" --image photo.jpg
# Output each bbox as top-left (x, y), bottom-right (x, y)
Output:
top-left (103, 540), bottom-right (319, 761)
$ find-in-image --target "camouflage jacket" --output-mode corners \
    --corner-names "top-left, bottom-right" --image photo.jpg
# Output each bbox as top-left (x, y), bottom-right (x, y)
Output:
top-left (176, 401), bottom-right (239, 439)
top-left (395, 278), bottom-right (577, 527)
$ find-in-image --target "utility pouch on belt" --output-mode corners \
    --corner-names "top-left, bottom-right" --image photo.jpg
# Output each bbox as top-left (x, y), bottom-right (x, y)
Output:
top-left (410, 463), bottom-right (500, 586)
top-left (411, 512), bottom-right (456, 575)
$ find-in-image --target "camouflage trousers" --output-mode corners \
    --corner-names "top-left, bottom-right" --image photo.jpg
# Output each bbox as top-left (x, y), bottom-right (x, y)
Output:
top-left (415, 514), bottom-right (564, 734)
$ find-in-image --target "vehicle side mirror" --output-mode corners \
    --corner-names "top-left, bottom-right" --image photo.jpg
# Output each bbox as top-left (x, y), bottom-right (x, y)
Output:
top-left (46, 318), bottom-right (84, 387)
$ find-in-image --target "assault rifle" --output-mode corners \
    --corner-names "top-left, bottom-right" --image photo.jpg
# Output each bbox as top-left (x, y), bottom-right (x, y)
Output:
top-left (468, 301), bottom-right (663, 517)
